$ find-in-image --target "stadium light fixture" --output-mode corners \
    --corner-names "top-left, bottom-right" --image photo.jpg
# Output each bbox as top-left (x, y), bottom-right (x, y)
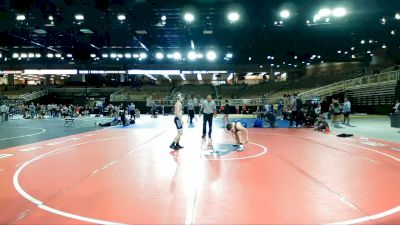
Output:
top-left (118, 14), bottom-right (126, 21)
top-left (16, 15), bottom-right (26, 21)
top-left (102, 54), bottom-right (109, 58)
top-left (28, 53), bottom-right (35, 58)
top-left (332, 7), bottom-right (346, 17)
top-left (75, 14), bottom-right (84, 20)
top-left (207, 52), bottom-right (218, 61)
top-left (197, 73), bottom-right (202, 81)
top-left (117, 54), bottom-right (123, 58)
top-left (35, 53), bottom-right (41, 58)
top-left (318, 8), bottom-right (331, 17)
top-left (161, 15), bottom-right (167, 21)
top-left (139, 53), bottom-right (147, 59)
top-left (184, 13), bottom-right (195, 22)
top-left (90, 54), bottom-right (97, 58)
top-left (66, 54), bottom-right (73, 58)
top-left (155, 52), bottom-right (164, 60)
top-left (226, 53), bottom-right (233, 58)
top-left (48, 15), bottom-right (54, 21)
top-left (173, 52), bottom-right (182, 60)
top-left (396, 13), bottom-right (400, 20)
top-left (227, 12), bottom-right (240, 23)
top-left (47, 53), bottom-right (54, 58)
top-left (382, 44), bottom-right (387, 49)
top-left (187, 51), bottom-right (197, 61)
top-left (280, 10), bottom-right (290, 19)
top-left (313, 14), bottom-right (321, 22)
top-left (196, 53), bottom-right (204, 59)
top-left (55, 53), bottom-right (62, 58)
top-left (124, 53), bottom-right (132, 59)
top-left (21, 53), bottom-right (27, 58)
top-left (361, 40), bottom-right (365, 44)
top-left (391, 30), bottom-right (396, 35)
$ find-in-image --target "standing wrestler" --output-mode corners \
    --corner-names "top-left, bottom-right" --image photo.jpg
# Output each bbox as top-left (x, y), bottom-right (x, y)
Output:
top-left (170, 93), bottom-right (184, 150)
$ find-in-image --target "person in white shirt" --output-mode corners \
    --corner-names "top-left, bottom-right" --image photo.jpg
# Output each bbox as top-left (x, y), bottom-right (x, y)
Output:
top-left (0, 103), bottom-right (8, 122)
top-left (394, 99), bottom-right (400, 113)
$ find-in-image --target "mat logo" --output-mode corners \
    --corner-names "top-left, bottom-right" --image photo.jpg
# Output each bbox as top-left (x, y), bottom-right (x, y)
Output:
top-left (0, 154), bottom-right (14, 159)
top-left (360, 141), bottom-right (386, 147)
top-left (202, 144), bottom-right (238, 156)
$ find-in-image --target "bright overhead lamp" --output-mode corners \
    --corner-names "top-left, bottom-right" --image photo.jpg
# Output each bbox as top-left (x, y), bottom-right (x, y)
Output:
top-left (184, 13), bottom-right (195, 22)
top-left (139, 53), bottom-right (147, 59)
top-left (206, 51), bottom-right (217, 61)
top-left (75, 14), bottom-right (84, 20)
top-left (102, 54), bottom-right (109, 58)
top-left (117, 54), bottom-right (123, 58)
top-left (110, 53), bottom-right (117, 58)
top-left (187, 51), bottom-right (197, 61)
top-left (161, 15), bottom-right (167, 21)
top-left (155, 52), bottom-right (164, 60)
top-left (332, 7), bottom-right (346, 17)
top-left (313, 14), bottom-right (321, 22)
top-left (118, 14), bottom-right (126, 21)
top-left (227, 12), bottom-right (240, 23)
top-left (361, 40), bottom-right (365, 44)
top-left (173, 52), bottom-right (181, 60)
top-left (47, 53), bottom-right (54, 58)
top-left (28, 53), bottom-right (35, 58)
top-left (351, 55), bottom-right (356, 59)
top-left (124, 53), bottom-right (132, 58)
top-left (48, 15), bottom-right (54, 21)
top-left (395, 13), bottom-right (400, 20)
top-left (280, 10), bottom-right (290, 19)
top-left (318, 8), bottom-right (331, 17)
top-left (382, 44), bottom-right (387, 49)
top-left (16, 15), bottom-right (26, 21)
top-left (226, 53), bottom-right (233, 58)
top-left (55, 53), bottom-right (62, 58)
top-left (20, 53), bottom-right (27, 58)
top-left (35, 53), bottom-right (41, 58)
top-left (196, 53), bottom-right (203, 59)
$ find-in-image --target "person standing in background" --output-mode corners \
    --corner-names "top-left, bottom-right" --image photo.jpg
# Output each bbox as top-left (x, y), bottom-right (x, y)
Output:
top-left (187, 96), bottom-right (195, 124)
top-left (222, 99), bottom-right (230, 128)
top-left (201, 95), bottom-right (217, 139)
top-left (342, 98), bottom-right (351, 125)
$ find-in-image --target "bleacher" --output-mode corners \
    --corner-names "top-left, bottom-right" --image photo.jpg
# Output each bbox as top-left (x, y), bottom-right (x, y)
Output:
top-left (175, 84), bottom-right (214, 98)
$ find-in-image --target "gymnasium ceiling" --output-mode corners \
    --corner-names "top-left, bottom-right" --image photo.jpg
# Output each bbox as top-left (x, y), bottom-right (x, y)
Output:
top-left (0, 0), bottom-right (399, 69)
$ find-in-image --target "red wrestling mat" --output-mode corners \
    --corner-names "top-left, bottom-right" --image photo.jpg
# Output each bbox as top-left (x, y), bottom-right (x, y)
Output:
top-left (1, 126), bottom-right (400, 224)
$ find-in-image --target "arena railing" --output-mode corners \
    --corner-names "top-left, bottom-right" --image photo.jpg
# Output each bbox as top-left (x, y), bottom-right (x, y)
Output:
top-left (298, 70), bottom-right (400, 100)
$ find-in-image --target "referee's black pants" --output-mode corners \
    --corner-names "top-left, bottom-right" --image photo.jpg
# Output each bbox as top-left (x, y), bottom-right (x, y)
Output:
top-left (203, 113), bottom-right (213, 137)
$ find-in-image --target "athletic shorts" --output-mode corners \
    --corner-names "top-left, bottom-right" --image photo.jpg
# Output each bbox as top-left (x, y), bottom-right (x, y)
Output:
top-left (174, 117), bottom-right (183, 129)
top-left (343, 112), bottom-right (350, 117)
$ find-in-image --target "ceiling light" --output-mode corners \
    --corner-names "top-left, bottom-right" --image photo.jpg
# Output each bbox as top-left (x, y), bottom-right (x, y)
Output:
top-left (226, 53), bottom-right (233, 58)
top-left (124, 53), bottom-right (132, 58)
top-left (48, 15), bottom-right (54, 21)
top-left (361, 40), bottom-right (365, 44)
top-left (248, 57), bottom-right (252, 61)
top-left (117, 54), bottom-right (123, 58)
top-left (337, 50), bottom-right (341, 54)
top-left (75, 14), bottom-right (84, 20)
top-left (306, 20), bottom-right (310, 24)
top-left (318, 8), bottom-right (331, 17)
top-left (367, 50), bottom-right (371, 54)
top-left (280, 10), bottom-right (290, 19)
top-left (110, 53), bottom-right (117, 58)
top-left (187, 51), bottom-right (197, 61)
top-left (351, 55), bottom-right (356, 59)
top-left (139, 53), bottom-right (147, 59)
top-left (12, 53), bottom-right (18, 58)
top-left (155, 52), bottom-right (164, 60)
top-left (90, 54), bottom-right (97, 58)
top-left (313, 14), bottom-right (321, 22)
top-left (382, 44), bottom-right (387, 49)
top-left (196, 53), bottom-right (203, 59)
top-left (55, 53), bottom-right (61, 58)
top-left (369, 39), bottom-right (373, 43)
top-left (166, 54), bottom-right (173, 59)
top-left (173, 52), bottom-right (181, 60)
top-left (102, 54), bottom-right (109, 58)
top-left (28, 53), bottom-right (34, 58)
top-left (184, 13), bottom-right (195, 22)
top-left (161, 15), bottom-right (167, 21)
top-left (396, 13), bottom-right (400, 20)
top-left (332, 7), bottom-right (346, 17)
top-left (118, 14), bottom-right (126, 21)
top-left (35, 53), bottom-right (41, 58)
top-left (227, 12), bottom-right (240, 23)
top-left (206, 51), bottom-right (217, 61)
top-left (391, 30), bottom-right (396, 35)
top-left (133, 54), bottom-right (139, 58)
top-left (351, 47), bottom-right (355, 50)
top-left (47, 53), bottom-right (54, 58)
top-left (20, 53), bottom-right (27, 58)
top-left (16, 15), bottom-right (26, 21)
top-left (66, 54), bottom-right (73, 58)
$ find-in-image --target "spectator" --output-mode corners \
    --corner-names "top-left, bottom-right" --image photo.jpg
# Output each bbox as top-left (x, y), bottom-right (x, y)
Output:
top-left (0, 103), bottom-right (8, 122)
top-left (342, 98), bottom-right (351, 125)
top-left (394, 99), bottom-right (400, 113)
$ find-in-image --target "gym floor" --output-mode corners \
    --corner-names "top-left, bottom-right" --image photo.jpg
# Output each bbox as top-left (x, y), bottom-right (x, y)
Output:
top-left (0, 114), bottom-right (399, 224)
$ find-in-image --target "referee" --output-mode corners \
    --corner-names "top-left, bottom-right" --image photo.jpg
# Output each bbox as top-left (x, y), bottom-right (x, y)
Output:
top-left (201, 95), bottom-right (217, 139)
